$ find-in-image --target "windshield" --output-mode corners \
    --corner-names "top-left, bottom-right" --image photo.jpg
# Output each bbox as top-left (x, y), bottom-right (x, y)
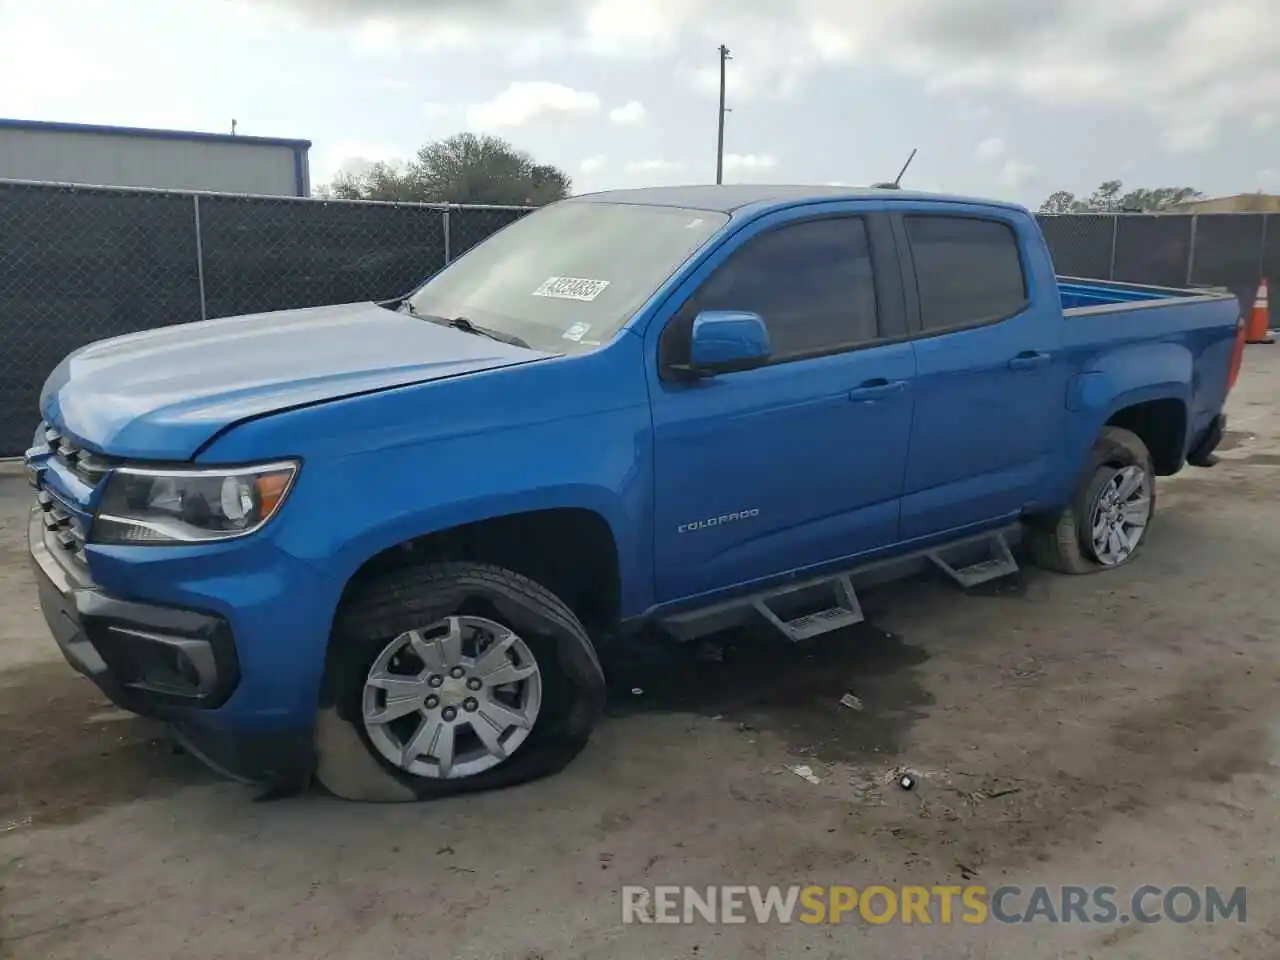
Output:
top-left (406, 201), bottom-right (729, 354)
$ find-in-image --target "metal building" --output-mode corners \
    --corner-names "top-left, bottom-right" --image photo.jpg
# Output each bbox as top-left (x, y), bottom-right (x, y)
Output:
top-left (0, 118), bottom-right (312, 196)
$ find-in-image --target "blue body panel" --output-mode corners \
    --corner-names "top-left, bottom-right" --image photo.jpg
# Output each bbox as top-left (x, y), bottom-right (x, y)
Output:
top-left (28, 186), bottom-right (1240, 736)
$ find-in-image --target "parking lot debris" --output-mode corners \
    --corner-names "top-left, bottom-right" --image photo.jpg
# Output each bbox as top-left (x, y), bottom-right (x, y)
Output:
top-left (789, 764), bottom-right (822, 784)
top-left (839, 693), bottom-right (864, 711)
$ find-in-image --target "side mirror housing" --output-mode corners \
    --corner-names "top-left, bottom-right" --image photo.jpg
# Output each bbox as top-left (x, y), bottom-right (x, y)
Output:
top-left (682, 310), bottom-right (772, 376)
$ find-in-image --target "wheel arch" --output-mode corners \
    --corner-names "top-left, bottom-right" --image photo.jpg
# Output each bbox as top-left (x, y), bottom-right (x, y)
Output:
top-left (333, 495), bottom-right (626, 634)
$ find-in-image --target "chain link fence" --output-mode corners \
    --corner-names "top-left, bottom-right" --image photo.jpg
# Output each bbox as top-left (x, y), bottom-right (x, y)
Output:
top-left (1037, 211), bottom-right (1276, 290)
top-left (0, 179), bottom-right (531, 455)
top-left (2, 180), bottom-right (1277, 457)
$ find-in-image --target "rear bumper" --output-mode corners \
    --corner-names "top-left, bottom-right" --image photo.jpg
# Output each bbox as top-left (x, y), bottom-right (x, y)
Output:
top-left (1187, 413), bottom-right (1227, 468)
top-left (28, 507), bottom-right (314, 787)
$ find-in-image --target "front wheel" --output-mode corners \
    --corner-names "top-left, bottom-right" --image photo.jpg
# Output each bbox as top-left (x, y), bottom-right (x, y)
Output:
top-left (315, 561), bottom-right (606, 802)
top-left (1026, 426), bottom-right (1156, 575)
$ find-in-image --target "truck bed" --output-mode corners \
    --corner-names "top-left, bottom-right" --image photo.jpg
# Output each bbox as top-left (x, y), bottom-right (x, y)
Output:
top-left (1057, 276), bottom-right (1230, 313)
top-left (1057, 276), bottom-right (1239, 348)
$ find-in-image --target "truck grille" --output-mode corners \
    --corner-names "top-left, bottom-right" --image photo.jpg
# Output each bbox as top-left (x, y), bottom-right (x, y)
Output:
top-left (41, 424), bottom-right (118, 486)
top-left (36, 488), bottom-right (89, 566)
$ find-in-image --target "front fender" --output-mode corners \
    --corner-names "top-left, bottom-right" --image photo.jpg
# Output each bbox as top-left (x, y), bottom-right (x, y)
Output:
top-left (264, 407), bottom-right (654, 614)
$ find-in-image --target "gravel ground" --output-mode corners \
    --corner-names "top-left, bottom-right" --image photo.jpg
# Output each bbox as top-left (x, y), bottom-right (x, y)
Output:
top-left (1, 351), bottom-right (1278, 960)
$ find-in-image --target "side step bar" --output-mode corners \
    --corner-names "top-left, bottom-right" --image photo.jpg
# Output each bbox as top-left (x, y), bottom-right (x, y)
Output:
top-left (658, 525), bottom-right (1022, 644)
top-left (926, 532), bottom-right (1019, 588)
top-left (752, 574), bottom-right (864, 642)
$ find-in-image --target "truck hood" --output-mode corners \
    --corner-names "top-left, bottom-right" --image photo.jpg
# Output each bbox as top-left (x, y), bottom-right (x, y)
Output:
top-left (40, 301), bottom-right (553, 460)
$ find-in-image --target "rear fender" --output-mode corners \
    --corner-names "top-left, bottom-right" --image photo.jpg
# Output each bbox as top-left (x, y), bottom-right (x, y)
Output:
top-left (1059, 342), bottom-right (1192, 499)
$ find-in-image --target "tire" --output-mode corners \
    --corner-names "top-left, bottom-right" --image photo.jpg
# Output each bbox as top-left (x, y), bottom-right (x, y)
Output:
top-left (1025, 426), bottom-right (1156, 575)
top-left (314, 561), bottom-right (606, 802)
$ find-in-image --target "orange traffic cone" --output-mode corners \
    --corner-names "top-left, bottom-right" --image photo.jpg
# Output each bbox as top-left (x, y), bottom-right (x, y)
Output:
top-left (1246, 278), bottom-right (1274, 344)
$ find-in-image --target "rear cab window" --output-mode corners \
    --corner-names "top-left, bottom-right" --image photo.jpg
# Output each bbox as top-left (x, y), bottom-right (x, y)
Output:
top-left (904, 215), bottom-right (1029, 332)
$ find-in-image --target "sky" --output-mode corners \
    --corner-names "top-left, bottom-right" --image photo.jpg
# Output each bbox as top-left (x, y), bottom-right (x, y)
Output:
top-left (1, 0), bottom-right (1277, 209)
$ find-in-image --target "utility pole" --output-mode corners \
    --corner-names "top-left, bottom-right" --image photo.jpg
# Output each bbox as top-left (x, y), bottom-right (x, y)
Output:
top-left (715, 44), bottom-right (731, 185)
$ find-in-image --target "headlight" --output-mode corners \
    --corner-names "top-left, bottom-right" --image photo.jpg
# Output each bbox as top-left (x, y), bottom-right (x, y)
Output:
top-left (92, 461), bottom-right (299, 545)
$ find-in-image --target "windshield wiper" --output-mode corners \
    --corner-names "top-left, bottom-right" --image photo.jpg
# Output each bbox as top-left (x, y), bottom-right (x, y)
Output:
top-left (441, 315), bottom-right (531, 349)
top-left (398, 300), bottom-right (530, 348)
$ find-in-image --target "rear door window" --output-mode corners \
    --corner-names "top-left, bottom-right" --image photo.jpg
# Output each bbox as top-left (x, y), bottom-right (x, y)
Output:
top-left (905, 216), bottom-right (1028, 331)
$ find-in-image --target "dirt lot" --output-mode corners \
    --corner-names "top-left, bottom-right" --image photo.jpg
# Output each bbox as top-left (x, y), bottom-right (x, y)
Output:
top-left (2, 353), bottom-right (1278, 960)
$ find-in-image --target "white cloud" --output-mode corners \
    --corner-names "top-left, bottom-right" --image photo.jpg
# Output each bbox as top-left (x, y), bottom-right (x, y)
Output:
top-left (312, 142), bottom-right (408, 184)
top-left (422, 101), bottom-right (460, 119)
top-left (955, 99), bottom-right (994, 122)
top-left (996, 159), bottom-right (1037, 190)
top-left (608, 100), bottom-right (646, 124)
top-left (722, 153), bottom-right (779, 181)
top-left (624, 158), bottom-right (687, 177)
top-left (724, 153), bottom-right (778, 171)
top-left (975, 137), bottom-right (1006, 161)
top-left (580, 155), bottom-right (606, 172)
top-left (260, 0), bottom-right (1280, 156)
top-left (1259, 168), bottom-right (1278, 188)
top-left (1162, 120), bottom-right (1218, 154)
top-left (466, 81), bottom-right (600, 130)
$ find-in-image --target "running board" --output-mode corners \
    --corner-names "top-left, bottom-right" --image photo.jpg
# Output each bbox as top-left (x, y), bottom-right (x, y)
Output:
top-left (926, 532), bottom-right (1019, 588)
top-left (654, 523), bottom-right (1024, 644)
top-left (752, 574), bottom-right (864, 642)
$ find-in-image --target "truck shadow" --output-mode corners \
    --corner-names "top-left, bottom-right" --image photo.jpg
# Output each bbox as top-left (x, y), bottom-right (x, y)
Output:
top-left (601, 612), bottom-right (935, 765)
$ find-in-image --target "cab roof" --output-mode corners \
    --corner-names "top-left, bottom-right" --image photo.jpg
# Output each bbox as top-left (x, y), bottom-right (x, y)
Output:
top-left (566, 183), bottom-right (1027, 218)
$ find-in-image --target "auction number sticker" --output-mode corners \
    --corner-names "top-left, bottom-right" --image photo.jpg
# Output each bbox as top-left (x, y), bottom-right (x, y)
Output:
top-left (533, 276), bottom-right (611, 302)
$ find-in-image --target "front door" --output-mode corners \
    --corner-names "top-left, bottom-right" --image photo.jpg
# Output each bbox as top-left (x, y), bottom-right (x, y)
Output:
top-left (647, 207), bottom-right (917, 603)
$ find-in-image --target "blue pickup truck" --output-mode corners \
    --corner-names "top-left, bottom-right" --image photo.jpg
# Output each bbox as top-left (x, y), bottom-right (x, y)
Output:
top-left (26, 185), bottom-right (1243, 801)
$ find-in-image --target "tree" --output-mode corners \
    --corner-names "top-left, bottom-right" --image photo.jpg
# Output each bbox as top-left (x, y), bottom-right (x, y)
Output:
top-left (1038, 180), bottom-right (1204, 214)
top-left (328, 133), bottom-right (572, 206)
top-left (1039, 190), bottom-right (1078, 214)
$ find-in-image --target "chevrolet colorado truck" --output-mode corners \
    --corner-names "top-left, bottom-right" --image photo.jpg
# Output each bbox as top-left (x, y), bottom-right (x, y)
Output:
top-left (25, 185), bottom-right (1243, 802)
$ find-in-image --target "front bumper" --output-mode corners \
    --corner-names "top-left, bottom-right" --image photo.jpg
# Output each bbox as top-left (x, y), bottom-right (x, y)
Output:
top-left (28, 507), bottom-right (314, 787)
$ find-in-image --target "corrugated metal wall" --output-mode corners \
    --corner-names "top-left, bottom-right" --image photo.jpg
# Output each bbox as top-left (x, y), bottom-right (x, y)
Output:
top-left (0, 128), bottom-right (304, 196)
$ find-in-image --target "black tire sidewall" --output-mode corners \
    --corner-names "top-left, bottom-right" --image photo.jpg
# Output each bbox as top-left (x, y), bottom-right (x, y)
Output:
top-left (325, 564), bottom-right (604, 800)
top-left (1070, 428), bottom-right (1156, 568)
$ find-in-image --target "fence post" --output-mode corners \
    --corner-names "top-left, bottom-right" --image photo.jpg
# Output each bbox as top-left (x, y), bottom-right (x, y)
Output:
top-left (442, 207), bottom-right (452, 265)
top-left (1261, 214), bottom-right (1270, 282)
top-left (1186, 214), bottom-right (1198, 286)
top-left (192, 195), bottom-right (208, 323)
top-left (1108, 214), bottom-right (1119, 280)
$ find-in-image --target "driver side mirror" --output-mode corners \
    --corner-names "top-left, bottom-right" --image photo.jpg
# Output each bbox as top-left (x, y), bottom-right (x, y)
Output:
top-left (678, 310), bottom-right (773, 377)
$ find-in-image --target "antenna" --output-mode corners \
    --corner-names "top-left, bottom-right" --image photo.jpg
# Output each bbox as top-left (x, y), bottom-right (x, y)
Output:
top-left (871, 149), bottom-right (918, 190)
top-left (892, 148), bottom-right (917, 186)
top-left (231, 119), bottom-right (238, 136)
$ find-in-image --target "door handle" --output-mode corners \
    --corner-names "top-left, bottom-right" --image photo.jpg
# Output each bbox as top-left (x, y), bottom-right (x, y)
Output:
top-left (847, 379), bottom-right (906, 402)
top-left (1008, 351), bottom-right (1051, 371)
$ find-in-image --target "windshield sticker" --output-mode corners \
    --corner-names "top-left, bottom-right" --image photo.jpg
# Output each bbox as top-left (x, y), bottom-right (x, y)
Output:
top-left (533, 276), bottom-right (611, 302)
top-left (562, 321), bottom-right (592, 342)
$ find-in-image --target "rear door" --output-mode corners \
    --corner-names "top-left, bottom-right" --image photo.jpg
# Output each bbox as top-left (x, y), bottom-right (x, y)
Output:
top-left (893, 208), bottom-right (1067, 541)
top-left (646, 204), bottom-right (917, 603)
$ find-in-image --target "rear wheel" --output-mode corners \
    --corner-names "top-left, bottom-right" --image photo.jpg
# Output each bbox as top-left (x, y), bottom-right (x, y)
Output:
top-left (1026, 426), bottom-right (1156, 575)
top-left (315, 561), bottom-right (606, 802)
